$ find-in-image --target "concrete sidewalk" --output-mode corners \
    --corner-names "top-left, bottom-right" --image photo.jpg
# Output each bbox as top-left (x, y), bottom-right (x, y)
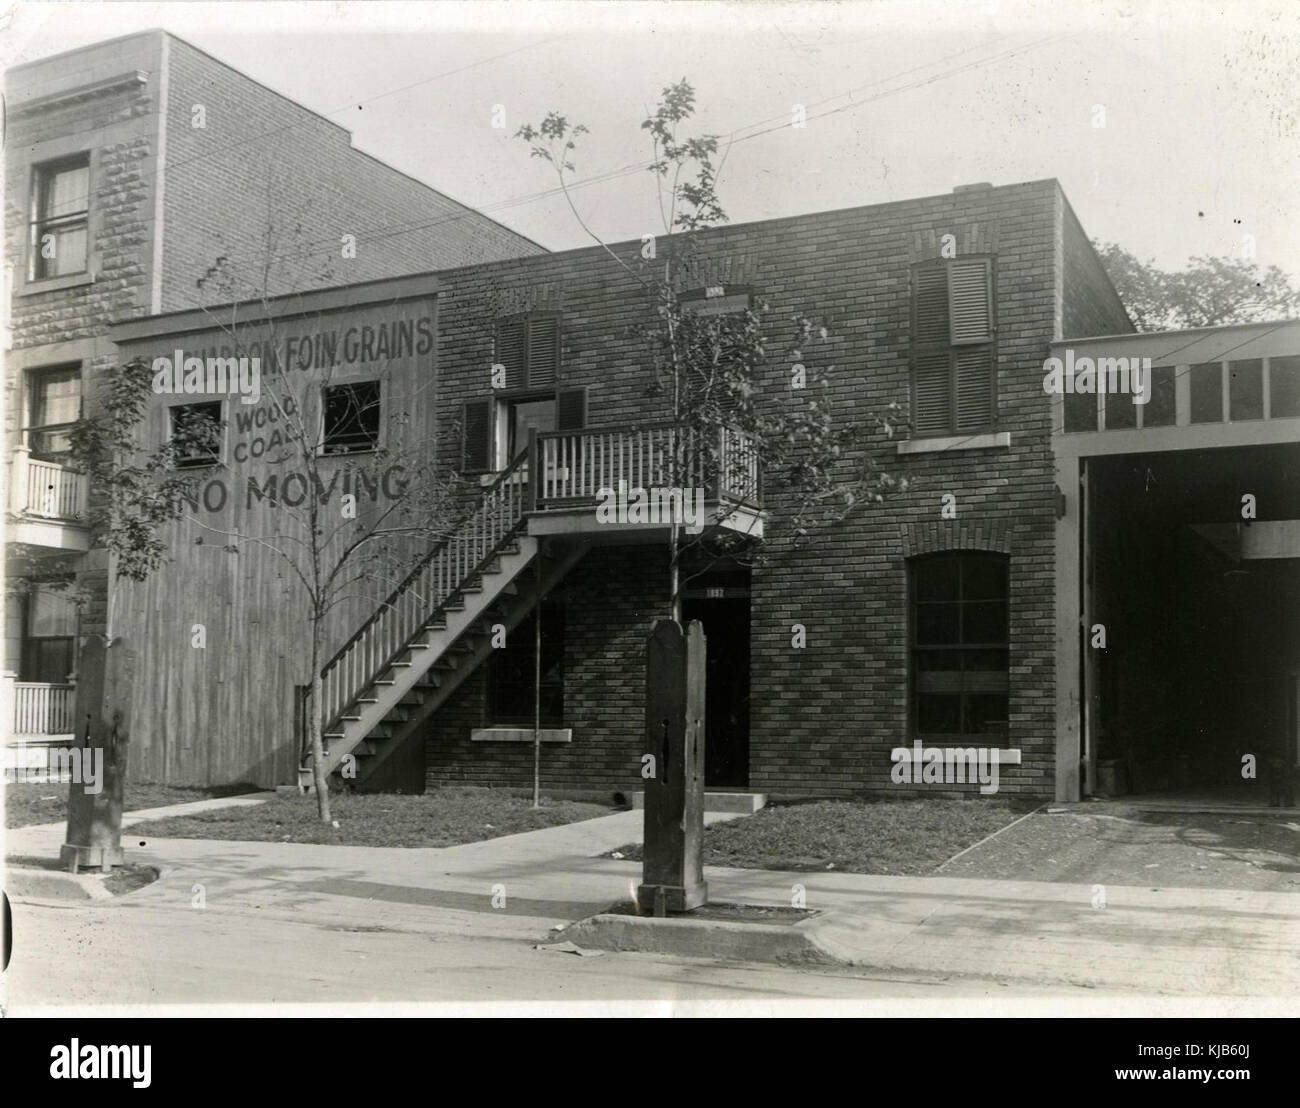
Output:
top-left (6, 807), bottom-right (1298, 996)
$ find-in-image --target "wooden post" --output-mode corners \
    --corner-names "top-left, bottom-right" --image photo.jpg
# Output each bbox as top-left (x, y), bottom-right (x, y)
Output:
top-left (526, 426), bottom-right (539, 512)
top-left (638, 619), bottom-right (707, 913)
top-left (60, 635), bottom-right (133, 873)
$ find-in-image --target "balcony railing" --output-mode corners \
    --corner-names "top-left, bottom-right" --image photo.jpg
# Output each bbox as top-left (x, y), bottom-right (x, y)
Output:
top-left (10, 681), bottom-right (76, 735)
top-left (533, 422), bottom-right (762, 510)
top-left (10, 447), bottom-right (87, 522)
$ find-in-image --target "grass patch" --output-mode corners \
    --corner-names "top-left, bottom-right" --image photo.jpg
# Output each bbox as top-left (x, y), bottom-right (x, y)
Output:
top-left (128, 786), bottom-right (614, 848)
top-left (3, 780), bottom-right (259, 829)
top-left (609, 797), bottom-right (1036, 875)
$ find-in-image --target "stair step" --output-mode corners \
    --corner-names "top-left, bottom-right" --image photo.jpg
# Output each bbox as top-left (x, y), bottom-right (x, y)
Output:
top-left (357, 696), bottom-right (379, 705)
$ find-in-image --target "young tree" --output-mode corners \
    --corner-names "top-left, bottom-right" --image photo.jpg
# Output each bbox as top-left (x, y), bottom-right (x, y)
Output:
top-left (1093, 240), bottom-right (1300, 331)
top-left (517, 81), bottom-right (907, 620)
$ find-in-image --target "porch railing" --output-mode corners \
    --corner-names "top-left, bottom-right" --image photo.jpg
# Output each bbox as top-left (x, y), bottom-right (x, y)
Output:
top-left (535, 422), bottom-right (761, 509)
top-left (12, 682), bottom-right (76, 735)
top-left (10, 447), bottom-right (88, 522)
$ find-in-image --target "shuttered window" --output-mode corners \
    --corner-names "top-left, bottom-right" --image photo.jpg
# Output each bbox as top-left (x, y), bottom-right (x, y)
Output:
top-left (495, 313), bottom-right (561, 390)
top-left (910, 258), bottom-right (996, 436)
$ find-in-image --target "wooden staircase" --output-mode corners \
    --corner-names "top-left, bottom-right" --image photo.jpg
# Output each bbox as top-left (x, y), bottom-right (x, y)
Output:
top-left (302, 452), bottom-right (586, 789)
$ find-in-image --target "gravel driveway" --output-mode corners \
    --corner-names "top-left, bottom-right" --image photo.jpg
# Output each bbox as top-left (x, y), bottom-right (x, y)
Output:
top-left (939, 805), bottom-right (1300, 891)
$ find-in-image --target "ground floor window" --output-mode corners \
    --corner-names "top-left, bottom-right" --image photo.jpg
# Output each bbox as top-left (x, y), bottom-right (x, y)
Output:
top-left (910, 551), bottom-right (1009, 738)
top-left (20, 588), bottom-right (78, 683)
top-left (486, 598), bottom-right (564, 726)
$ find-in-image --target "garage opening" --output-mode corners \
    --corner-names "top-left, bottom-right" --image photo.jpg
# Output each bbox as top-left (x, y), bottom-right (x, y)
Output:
top-left (1087, 444), bottom-right (1300, 804)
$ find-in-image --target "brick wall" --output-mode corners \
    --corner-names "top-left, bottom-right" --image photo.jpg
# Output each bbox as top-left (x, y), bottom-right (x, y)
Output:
top-left (426, 545), bottom-right (669, 792)
top-left (423, 179), bottom-right (1077, 798)
top-left (159, 35), bottom-right (543, 311)
top-left (1061, 195), bottom-right (1134, 340)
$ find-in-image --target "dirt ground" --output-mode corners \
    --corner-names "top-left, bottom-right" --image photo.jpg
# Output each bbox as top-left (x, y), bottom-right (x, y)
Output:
top-left (939, 804), bottom-right (1300, 891)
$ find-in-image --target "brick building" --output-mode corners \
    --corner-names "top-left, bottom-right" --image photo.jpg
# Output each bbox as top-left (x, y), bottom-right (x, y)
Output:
top-left (3, 31), bottom-right (542, 746)
top-left (106, 177), bottom-right (1137, 801)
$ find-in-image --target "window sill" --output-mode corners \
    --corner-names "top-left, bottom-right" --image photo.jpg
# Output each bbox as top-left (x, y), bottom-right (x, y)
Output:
top-left (19, 271), bottom-right (95, 296)
top-left (317, 446), bottom-right (382, 459)
top-left (471, 727), bottom-right (572, 743)
top-left (896, 431), bottom-right (1010, 455)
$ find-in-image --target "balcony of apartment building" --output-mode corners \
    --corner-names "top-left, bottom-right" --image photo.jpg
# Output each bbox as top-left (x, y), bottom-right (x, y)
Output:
top-left (9, 365), bottom-right (89, 552)
top-left (3, 588), bottom-right (78, 745)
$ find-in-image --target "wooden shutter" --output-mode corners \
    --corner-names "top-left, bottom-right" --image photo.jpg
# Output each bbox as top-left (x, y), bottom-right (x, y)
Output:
top-left (954, 347), bottom-right (994, 430)
top-left (913, 264), bottom-right (949, 345)
top-left (461, 399), bottom-right (493, 473)
top-left (527, 316), bottom-right (560, 387)
top-left (555, 387), bottom-right (586, 431)
top-left (495, 319), bottom-right (527, 390)
top-left (948, 259), bottom-right (993, 344)
top-left (912, 350), bottom-right (952, 436)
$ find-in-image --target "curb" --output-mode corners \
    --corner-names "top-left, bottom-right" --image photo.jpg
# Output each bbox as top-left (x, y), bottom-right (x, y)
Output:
top-left (560, 911), bottom-right (835, 966)
top-left (4, 865), bottom-right (116, 903)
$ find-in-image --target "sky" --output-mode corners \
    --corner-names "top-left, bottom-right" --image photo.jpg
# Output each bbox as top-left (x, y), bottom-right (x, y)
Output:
top-left (4, 0), bottom-right (1298, 274)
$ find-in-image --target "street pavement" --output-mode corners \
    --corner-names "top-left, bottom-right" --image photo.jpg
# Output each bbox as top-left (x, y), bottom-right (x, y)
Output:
top-left (4, 800), bottom-right (1299, 1011)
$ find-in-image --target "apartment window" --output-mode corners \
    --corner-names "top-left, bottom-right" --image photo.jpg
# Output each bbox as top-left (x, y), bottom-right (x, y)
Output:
top-left (169, 402), bottom-right (224, 468)
top-left (487, 600), bottom-right (565, 726)
top-left (26, 365), bottom-right (81, 458)
top-left (20, 589), bottom-right (77, 684)
top-left (911, 552), bottom-right (1009, 738)
top-left (1270, 356), bottom-right (1300, 419)
top-left (495, 313), bottom-right (560, 391)
top-left (911, 258), bottom-right (996, 436)
top-left (31, 156), bottom-right (90, 280)
top-left (322, 381), bottom-right (381, 454)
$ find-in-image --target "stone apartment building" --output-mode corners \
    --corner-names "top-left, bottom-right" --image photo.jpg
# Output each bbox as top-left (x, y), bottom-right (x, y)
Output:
top-left (3, 31), bottom-right (542, 747)
top-left (107, 176), bottom-right (1134, 801)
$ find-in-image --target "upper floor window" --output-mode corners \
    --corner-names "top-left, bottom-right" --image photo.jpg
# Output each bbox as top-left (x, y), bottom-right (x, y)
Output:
top-left (169, 402), bottom-right (224, 469)
top-left (322, 381), bottom-right (381, 454)
top-left (495, 313), bottom-right (560, 391)
top-left (461, 387), bottom-right (586, 474)
top-left (910, 258), bottom-right (996, 437)
top-left (910, 551), bottom-right (1009, 738)
top-left (26, 365), bottom-right (81, 458)
top-left (31, 156), bottom-right (90, 281)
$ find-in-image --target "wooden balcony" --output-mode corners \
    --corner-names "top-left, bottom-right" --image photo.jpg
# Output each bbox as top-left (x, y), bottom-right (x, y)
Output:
top-left (9, 447), bottom-right (89, 551)
top-left (525, 423), bottom-right (764, 542)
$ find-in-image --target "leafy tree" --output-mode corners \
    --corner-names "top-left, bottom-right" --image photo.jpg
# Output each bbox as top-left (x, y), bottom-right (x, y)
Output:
top-left (517, 81), bottom-right (906, 620)
top-left (1093, 240), bottom-right (1300, 331)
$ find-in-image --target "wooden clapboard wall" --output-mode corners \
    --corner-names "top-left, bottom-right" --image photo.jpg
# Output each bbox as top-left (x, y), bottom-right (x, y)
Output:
top-left (111, 294), bottom-right (441, 786)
